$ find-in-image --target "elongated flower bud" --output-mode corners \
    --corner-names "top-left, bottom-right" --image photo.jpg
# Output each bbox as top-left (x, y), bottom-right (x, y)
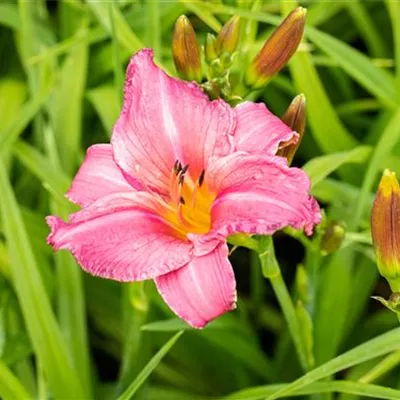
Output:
top-left (245, 7), bottom-right (307, 88)
top-left (371, 169), bottom-right (400, 292)
top-left (205, 33), bottom-right (218, 63)
top-left (215, 16), bottom-right (241, 55)
top-left (277, 94), bottom-right (306, 164)
top-left (172, 15), bottom-right (202, 81)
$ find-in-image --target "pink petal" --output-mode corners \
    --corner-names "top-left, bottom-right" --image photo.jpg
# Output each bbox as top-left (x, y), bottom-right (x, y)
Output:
top-left (155, 243), bottom-right (236, 328)
top-left (46, 193), bottom-right (193, 281)
top-left (207, 153), bottom-right (321, 237)
top-left (67, 144), bottom-right (142, 208)
top-left (234, 102), bottom-right (296, 155)
top-left (112, 49), bottom-right (235, 194)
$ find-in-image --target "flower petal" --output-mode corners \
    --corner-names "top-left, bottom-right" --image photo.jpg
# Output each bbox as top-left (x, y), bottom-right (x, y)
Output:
top-left (207, 153), bottom-right (321, 237)
top-left (112, 49), bottom-right (235, 194)
top-left (234, 101), bottom-right (296, 155)
top-left (155, 243), bottom-right (236, 328)
top-left (47, 193), bottom-right (193, 281)
top-left (66, 144), bottom-right (142, 208)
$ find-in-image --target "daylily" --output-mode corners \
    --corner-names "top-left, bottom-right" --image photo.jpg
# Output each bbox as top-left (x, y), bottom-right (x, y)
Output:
top-left (47, 49), bottom-right (320, 328)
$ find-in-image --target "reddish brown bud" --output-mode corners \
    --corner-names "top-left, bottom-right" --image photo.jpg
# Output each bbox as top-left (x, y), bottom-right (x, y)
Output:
top-left (172, 15), bottom-right (202, 81)
top-left (371, 170), bottom-right (400, 292)
top-left (277, 94), bottom-right (306, 164)
top-left (215, 16), bottom-right (241, 55)
top-left (245, 7), bottom-right (307, 88)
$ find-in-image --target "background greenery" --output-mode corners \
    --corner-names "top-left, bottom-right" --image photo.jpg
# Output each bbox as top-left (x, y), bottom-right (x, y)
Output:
top-left (1, 0), bottom-right (400, 399)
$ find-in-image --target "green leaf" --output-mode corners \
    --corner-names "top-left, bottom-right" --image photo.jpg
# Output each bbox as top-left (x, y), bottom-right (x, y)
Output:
top-left (13, 140), bottom-right (70, 202)
top-left (117, 331), bottom-right (184, 400)
top-left (50, 18), bottom-right (89, 174)
top-left (142, 317), bottom-right (236, 332)
top-left (303, 146), bottom-right (371, 188)
top-left (349, 107), bottom-right (400, 230)
top-left (0, 84), bottom-right (50, 157)
top-left (0, 3), bottom-right (20, 30)
top-left (265, 327), bottom-right (400, 399)
top-left (0, 360), bottom-right (31, 400)
top-left (0, 160), bottom-right (86, 399)
top-left (226, 380), bottom-right (400, 400)
top-left (305, 25), bottom-right (398, 108)
top-left (180, 0), bottom-right (222, 32)
top-left (86, 85), bottom-right (120, 135)
top-left (87, 0), bottom-right (144, 54)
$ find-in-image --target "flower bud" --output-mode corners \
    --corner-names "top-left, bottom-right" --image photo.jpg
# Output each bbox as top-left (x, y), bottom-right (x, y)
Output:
top-left (245, 7), bottom-right (307, 88)
top-left (277, 94), bottom-right (306, 164)
top-left (205, 33), bottom-right (218, 63)
top-left (215, 16), bottom-right (241, 55)
top-left (172, 15), bottom-right (202, 81)
top-left (371, 169), bottom-right (400, 292)
top-left (320, 221), bottom-right (345, 256)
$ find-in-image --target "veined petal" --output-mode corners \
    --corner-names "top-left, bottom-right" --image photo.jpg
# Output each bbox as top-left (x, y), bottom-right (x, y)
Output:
top-left (155, 243), bottom-right (236, 328)
top-left (112, 49), bottom-right (235, 194)
top-left (66, 144), bottom-right (141, 208)
top-left (234, 102), bottom-right (296, 156)
top-left (47, 192), bottom-right (193, 281)
top-left (207, 153), bottom-right (320, 237)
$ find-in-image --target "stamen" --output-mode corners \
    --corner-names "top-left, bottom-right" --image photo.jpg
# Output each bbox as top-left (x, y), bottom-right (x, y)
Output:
top-left (198, 170), bottom-right (205, 187)
top-left (181, 164), bottom-right (189, 175)
top-left (179, 196), bottom-right (185, 205)
top-left (178, 172), bottom-right (185, 186)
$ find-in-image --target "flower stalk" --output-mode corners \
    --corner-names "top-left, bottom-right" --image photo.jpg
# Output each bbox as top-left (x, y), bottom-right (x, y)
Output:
top-left (258, 236), bottom-right (311, 371)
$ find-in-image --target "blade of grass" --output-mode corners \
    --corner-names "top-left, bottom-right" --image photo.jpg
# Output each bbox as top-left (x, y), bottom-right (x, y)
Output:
top-left (0, 160), bottom-right (85, 399)
top-left (147, 0), bottom-right (161, 56)
top-left (306, 25), bottom-right (397, 108)
top-left (117, 331), bottom-right (184, 400)
top-left (87, 0), bottom-right (144, 54)
top-left (180, 0), bottom-right (222, 32)
top-left (12, 140), bottom-right (70, 199)
top-left (303, 146), bottom-right (371, 188)
top-left (265, 327), bottom-right (400, 399)
top-left (345, 1), bottom-right (387, 57)
top-left (108, 2), bottom-right (124, 105)
top-left (44, 122), bottom-right (93, 399)
top-left (0, 84), bottom-right (51, 157)
top-left (86, 85), bottom-right (121, 135)
top-left (0, 3), bottom-right (20, 30)
top-left (0, 360), bottom-right (31, 400)
top-left (50, 18), bottom-right (88, 174)
top-left (386, 0), bottom-right (400, 90)
top-left (226, 380), bottom-right (400, 400)
top-left (349, 107), bottom-right (400, 230)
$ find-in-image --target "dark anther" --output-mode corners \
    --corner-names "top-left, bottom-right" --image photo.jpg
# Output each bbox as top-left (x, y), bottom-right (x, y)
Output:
top-left (179, 196), bottom-right (186, 205)
top-left (178, 173), bottom-right (185, 185)
top-left (173, 160), bottom-right (182, 174)
top-left (181, 164), bottom-right (189, 175)
top-left (198, 169), bottom-right (205, 187)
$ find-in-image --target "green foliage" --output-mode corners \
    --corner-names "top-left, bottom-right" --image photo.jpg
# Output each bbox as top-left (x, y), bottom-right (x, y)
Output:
top-left (0, 1), bottom-right (399, 399)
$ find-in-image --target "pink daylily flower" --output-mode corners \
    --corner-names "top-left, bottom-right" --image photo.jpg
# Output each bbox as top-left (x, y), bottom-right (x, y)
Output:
top-left (47, 49), bottom-right (320, 328)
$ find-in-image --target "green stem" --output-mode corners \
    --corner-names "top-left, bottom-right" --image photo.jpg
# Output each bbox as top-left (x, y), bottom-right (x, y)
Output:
top-left (359, 350), bottom-right (400, 383)
top-left (258, 236), bottom-right (310, 371)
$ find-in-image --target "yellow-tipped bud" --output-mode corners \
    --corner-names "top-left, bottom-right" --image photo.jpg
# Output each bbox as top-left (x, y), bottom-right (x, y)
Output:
top-left (245, 7), bottom-right (307, 88)
top-left (320, 221), bottom-right (345, 256)
top-left (371, 169), bottom-right (400, 292)
top-left (172, 15), bottom-right (202, 81)
top-left (205, 33), bottom-right (218, 63)
top-left (277, 94), bottom-right (306, 164)
top-left (215, 16), bottom-right (241, 55)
